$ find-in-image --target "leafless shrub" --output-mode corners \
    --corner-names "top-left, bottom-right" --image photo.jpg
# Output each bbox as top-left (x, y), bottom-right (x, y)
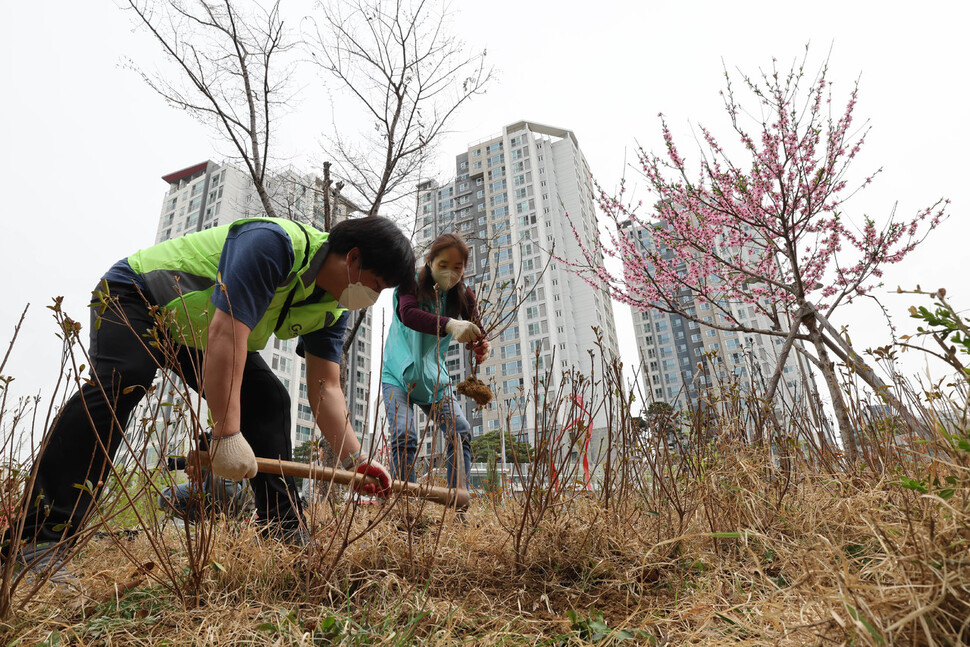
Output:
top-left (4, 290), bottom-right (970, 644)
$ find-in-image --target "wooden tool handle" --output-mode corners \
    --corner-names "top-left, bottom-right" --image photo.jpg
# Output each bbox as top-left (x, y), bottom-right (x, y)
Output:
top-left (188, 450), bottom-right (469, 509)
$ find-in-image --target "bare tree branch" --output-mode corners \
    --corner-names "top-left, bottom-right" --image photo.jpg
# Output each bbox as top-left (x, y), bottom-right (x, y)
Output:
top-left (124, 0), bottom-right (297, 217)
top-left (307, 0), bottom-right (493, 219)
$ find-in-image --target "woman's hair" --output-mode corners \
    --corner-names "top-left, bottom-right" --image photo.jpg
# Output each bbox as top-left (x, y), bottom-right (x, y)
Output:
top-left (416, 233), bottom-right (474, 319)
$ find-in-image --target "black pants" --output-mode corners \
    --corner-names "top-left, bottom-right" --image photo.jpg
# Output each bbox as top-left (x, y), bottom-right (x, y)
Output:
top-left (23, 281), bottom-right (303, 544)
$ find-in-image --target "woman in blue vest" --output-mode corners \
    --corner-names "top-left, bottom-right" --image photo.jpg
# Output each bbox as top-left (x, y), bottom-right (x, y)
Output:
top-left (382, 233), bottom-right (490, 490)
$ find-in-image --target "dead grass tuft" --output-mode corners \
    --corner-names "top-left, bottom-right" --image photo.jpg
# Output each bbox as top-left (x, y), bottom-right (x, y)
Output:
top-left (3, 299), bottom-right (970, 644)
top-left (3, 445), bottom-right (964, 645)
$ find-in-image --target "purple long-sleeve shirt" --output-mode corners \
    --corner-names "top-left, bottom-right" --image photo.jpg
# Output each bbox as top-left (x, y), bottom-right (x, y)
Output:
top-left (396, 288), bottom-right (481, 336)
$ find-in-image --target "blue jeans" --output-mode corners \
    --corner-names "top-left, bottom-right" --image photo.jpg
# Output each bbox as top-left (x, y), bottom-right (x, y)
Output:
top-left (157, 474), bottom-right (244, 521)
top-left (382, 382), bottom-right (471, 489)
top-left (158, 473), bottom-right (243, 516)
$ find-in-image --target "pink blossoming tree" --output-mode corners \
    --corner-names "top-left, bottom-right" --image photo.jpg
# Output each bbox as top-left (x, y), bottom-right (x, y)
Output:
top-left (572, 53), bottom-right (947, 460)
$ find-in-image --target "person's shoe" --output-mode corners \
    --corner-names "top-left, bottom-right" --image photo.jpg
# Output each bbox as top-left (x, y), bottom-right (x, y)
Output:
top-left (14, 542), bottom-right (81, 594)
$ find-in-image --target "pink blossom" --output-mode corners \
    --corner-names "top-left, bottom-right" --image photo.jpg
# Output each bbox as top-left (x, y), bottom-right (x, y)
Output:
top-left (563, 55), bottom-right (948, 342)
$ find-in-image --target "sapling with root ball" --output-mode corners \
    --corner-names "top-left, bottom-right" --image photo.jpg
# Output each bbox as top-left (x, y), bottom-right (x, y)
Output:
top-left (457, 241), bottom-right (556, 406)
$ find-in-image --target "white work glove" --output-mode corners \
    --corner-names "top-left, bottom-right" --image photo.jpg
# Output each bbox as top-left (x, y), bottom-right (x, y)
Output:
top-left (445, 319), bottom-right (482, 343)
top-left (209, 432), bottom-right (258, 480)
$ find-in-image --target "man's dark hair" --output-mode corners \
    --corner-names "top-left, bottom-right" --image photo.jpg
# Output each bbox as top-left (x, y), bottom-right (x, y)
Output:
top-left (329, 216), bottom-right (416, 290)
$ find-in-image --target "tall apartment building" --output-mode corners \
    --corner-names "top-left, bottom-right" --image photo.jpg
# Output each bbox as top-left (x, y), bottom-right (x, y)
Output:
top-left (410, 121), bottom-right (620, 472)
top-left (623, 221), bottom-right (817, 416)
top-left (146, 161), bottom-right (373, 456)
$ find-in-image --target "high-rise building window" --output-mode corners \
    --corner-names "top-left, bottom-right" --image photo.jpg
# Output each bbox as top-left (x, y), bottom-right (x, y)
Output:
top-left (298, 403), bottom-right (314, 421)
top-left (501, 343), bottom-right (521, 359)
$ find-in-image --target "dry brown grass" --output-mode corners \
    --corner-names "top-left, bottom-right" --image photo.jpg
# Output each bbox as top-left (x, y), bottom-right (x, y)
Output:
top-left (3, 439), bottom-right (967, 646)
top-left (3, 299), bottom-right (968, 644)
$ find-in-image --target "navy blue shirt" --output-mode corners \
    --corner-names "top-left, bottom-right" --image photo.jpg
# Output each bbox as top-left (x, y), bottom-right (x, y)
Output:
top-left (102, 221), bottom-right (346, 363)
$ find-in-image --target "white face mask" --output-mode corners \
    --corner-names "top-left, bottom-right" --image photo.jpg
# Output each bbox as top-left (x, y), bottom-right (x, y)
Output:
top-left (431, 267), bottom-right (461, 291)
top-left (340, 260), bottom-right (379, 310)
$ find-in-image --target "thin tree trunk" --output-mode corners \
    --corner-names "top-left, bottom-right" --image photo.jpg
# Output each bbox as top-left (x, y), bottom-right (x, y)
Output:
top-left (763, 306), bottom-right (811, 404)
top-left (805, 317), bottom-right (858, 462)
top-left (339, 311), bottom-right (366, 392)
top-left (758, 313), bottom-right (807, 446)
top-left (322, 161), bottom-right (332, 232)
top-left (808, 306), bottom-right (926, 436)
top-left (317, 161), bottom-right (337, 472)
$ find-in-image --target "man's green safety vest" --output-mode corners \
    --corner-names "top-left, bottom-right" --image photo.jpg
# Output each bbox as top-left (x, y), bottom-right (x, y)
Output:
top-left (127, 217), bottom-right (347, 350)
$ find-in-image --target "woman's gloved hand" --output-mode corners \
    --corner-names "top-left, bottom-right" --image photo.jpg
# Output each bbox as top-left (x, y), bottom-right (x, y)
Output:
top-left (467, 339), bottom-right (491, 363)
top-left (445, 319), bottom-right (482, 343)
top-left (476, 341), bottom-right (492, 363)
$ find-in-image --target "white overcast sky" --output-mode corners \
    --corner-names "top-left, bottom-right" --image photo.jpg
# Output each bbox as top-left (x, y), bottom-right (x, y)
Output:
top-left (1, 1), bottom-right (967, 410)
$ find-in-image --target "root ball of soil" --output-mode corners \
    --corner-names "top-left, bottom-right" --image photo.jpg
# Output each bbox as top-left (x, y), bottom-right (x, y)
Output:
top-left (457, 376), bottom-right (494, 406)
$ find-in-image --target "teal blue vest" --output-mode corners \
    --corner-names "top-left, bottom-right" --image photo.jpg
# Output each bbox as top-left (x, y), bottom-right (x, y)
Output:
top-left (381, 287), bottom-right (454, 405)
